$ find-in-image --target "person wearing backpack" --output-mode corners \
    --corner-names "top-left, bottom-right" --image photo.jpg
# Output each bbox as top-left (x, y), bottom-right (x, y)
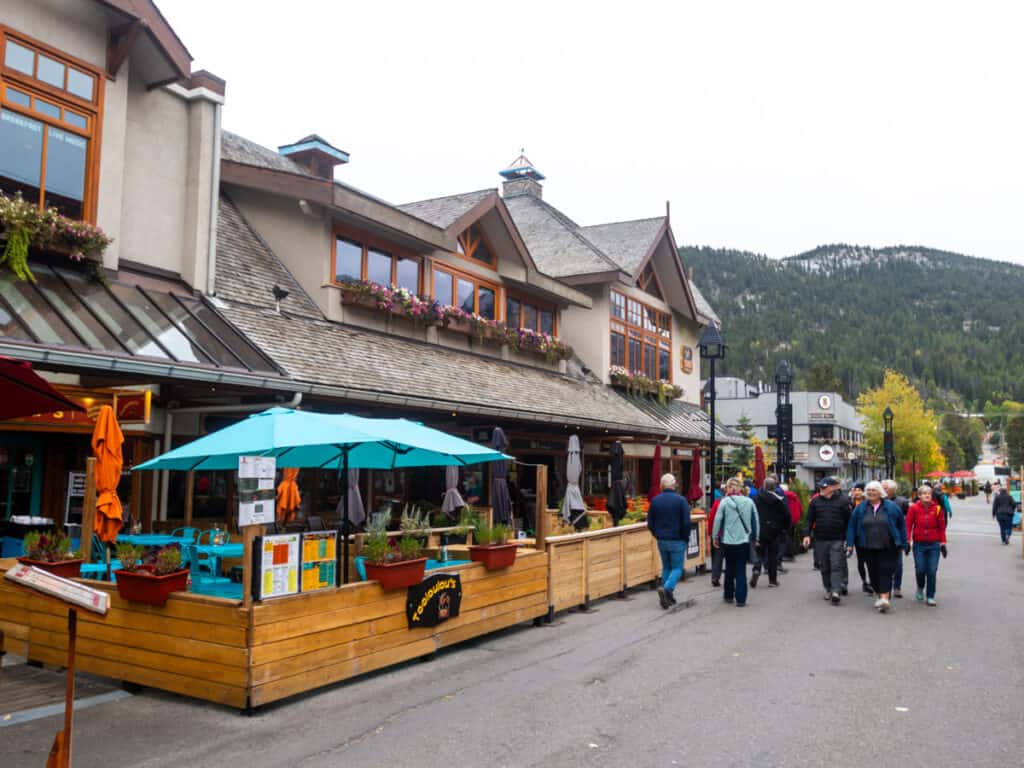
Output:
top-left (712, 477), bottom-right (759, 607)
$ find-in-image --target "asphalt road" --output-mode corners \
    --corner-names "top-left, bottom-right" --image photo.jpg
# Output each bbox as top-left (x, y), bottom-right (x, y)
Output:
top-left (3, 494), bottom-right (1023, 768)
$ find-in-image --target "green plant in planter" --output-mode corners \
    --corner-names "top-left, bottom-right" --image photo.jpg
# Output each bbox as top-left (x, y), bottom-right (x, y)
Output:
top-left (476, 523), bottom-right (510, 546)
top-left (115, 543), bottom-right (145, 572)
top-left (23, 530), bottom-right (78, 562)
top-left (363, 512), bottom-right (392, 564)
top-left (396, 536), bottom-right (423, 562)
top-left (154, 546), bottom-right (182, 575)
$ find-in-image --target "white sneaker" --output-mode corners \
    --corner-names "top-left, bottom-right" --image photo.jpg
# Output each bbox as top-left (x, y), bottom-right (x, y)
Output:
top-left (874, 598), bottom-right (884, 610)
top-left (880, 599), bottom-right (891, 613)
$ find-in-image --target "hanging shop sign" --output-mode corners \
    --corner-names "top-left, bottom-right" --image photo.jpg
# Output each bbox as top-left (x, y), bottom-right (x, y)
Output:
top-left (113, 390), bottom-right (152, 425)
top-left (238, 455), bottom-right (276, 526)
top-left (406, 572), bottom-right (462, 628)
top-left (680, 345), bottom-right (694, 374)
top-left (818, 444), bottom-right (836, 462)
top-left (256, 532), bottom-right (300, 600)
top-left (300, 531), bottom-right (338, 592)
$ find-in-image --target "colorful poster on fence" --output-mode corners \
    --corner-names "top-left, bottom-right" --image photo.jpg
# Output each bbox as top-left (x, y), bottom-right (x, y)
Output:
top-left (300, 531), bottom-right (337, 592)
top-left (259, 533), bottom-right (299, 599)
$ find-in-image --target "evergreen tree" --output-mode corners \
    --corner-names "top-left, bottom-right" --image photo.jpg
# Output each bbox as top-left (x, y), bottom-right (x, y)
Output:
top-left (804, 362), bottom-right (844, 395)
top-left (729, 414), bottom-right (755, 471)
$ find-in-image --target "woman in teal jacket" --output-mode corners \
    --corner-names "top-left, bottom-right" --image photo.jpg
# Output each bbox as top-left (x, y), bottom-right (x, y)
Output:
top-left (712, 477), bottom-right (759, 607)
top-left (846, 480), bottom-right (908, 613)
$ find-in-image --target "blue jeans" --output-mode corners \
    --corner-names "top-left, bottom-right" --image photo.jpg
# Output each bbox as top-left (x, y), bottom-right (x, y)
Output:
top-left (996, 515), bottom-right (1013, 542)
top-left (913, 542), bottom-right (941, 599)
top-left (723, 543), bottom-right (749, 605)
top-left (657, 540), bottom-right (686, 594)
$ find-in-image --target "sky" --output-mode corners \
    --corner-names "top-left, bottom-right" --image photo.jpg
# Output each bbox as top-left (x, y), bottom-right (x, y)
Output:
top-left (159, 0), bottom-right (1024, 264)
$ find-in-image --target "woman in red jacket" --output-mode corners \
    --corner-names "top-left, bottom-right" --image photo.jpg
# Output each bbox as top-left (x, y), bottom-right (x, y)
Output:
top-left (906, 485), bottom-right (947, 606)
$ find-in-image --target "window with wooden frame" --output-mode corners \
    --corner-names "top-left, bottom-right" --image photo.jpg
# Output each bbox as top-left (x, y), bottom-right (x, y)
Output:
top-left (505, 293), bottom-right (556, 336)
top-left (0, 27), bottom-right (103, 222)
top-left (431, 262), bottom-right (499, 320)
top-left (610, 289), bottom-right (672, 380)
top-left (636, 261), bottom-right (664, 300)
top-left (455, 223), bottom-right (496, 267)
top-left (332, 225), bottom-right (421, 293)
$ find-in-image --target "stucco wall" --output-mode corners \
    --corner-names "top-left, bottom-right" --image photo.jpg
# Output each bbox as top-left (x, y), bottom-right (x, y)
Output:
top-left (559, 285), bottom-right (608, 375)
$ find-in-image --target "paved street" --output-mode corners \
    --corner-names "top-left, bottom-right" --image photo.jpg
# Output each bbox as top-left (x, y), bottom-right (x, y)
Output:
top-left (3, 493), bottom-right (1022, 768)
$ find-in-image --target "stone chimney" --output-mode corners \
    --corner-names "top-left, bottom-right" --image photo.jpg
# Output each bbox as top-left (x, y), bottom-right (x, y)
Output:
top-left (278, 134), bottom-right (349, 180)
top-left (499, 150), bottom-right (544, 199)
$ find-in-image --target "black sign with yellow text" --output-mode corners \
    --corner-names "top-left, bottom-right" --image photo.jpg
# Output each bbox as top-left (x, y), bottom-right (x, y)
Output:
top-left (406, 572), bottom-right (462, 628)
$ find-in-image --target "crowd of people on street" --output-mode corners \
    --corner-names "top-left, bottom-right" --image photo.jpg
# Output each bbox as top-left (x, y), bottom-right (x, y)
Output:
top-left (642, 468), bottom-right (1012, 613)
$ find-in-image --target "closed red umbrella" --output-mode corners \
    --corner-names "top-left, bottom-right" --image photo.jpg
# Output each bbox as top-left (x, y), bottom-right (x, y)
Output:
top-left (754, 445), bottom-right (766, 487)
top-left (687, 452), bottom-right (703, 503)
top-left (648, 443), bottom-right (663, 500)
top-left (0, 356), bottom-right (83, 420)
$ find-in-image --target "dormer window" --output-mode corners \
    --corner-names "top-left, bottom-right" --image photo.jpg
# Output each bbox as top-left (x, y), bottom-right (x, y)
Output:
top-left (637, 262), bottom-right (663, 300)
top-left (610, 289), bottom-right (671, 381)
top-left (332, 225), bottom-right (421, 293)
top-left (456, 223), bottom-right (495, 267)
top-left (0, 28), bottom-right (102, 221)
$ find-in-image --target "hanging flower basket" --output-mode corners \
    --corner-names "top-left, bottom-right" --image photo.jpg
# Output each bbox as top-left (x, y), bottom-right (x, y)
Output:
top-left (364, 557), bottom-right (427, 590)
top-left (468, 543), bottom-right (518, 570)
top-left (16, 557), bottom-right (84, 579)
top-left (114, 565), bottom-right (189, 606)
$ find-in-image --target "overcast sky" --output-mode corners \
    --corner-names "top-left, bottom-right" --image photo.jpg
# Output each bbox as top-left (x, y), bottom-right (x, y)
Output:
top-left (161, 0), bottom-right (1024, 264)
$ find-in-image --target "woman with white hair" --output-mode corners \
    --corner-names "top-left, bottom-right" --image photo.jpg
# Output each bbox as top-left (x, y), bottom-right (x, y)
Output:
top-left (846, 480), bottom-right (908, 613)
top-left (712, 476), bottom-right (759, 607)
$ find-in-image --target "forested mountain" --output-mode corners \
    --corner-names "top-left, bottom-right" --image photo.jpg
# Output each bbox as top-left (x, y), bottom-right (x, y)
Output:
top-left (684, 244), bottom-right (1024, 409)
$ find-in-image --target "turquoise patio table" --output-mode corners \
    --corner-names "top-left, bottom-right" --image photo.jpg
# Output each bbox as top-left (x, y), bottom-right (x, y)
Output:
top-left (117, 534), bottom-right (180, 548)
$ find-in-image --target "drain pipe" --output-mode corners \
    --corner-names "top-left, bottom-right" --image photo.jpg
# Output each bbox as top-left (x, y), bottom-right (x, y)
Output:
top-left (158, 392), bottom-right (303, 521)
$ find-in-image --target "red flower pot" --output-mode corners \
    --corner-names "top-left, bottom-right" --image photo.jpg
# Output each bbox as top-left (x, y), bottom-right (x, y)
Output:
top-left (468, 543), bottom-right (518, 570)
top-left (114, 565), bottom-right (189, 606)
top-left (16, 558), bottom-right (83, 579)
top-left (363, 558), bottom-right (426, 590)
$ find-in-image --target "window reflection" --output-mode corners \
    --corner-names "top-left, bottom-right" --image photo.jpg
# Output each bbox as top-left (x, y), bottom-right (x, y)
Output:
top-left (0, 109), bottom-right (43, 202)
top-left (43, 126), bottom-right (86, 219)
top-left (457, 278), bottom-right (474, 314)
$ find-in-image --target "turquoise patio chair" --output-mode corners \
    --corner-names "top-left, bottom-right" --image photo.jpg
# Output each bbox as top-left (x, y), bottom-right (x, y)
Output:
top-left (196, 529), bottom-right (231, 546)
top-left (171, 527), bottom-right (198, 543)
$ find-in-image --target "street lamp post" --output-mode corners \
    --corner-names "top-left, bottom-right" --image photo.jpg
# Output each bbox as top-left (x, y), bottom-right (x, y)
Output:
top-left (700, 324), bottom-right (727, 511)
top-left (883, 406), bottom-right (895, 479)
top-left (774, 359), bottom-right (793, 482)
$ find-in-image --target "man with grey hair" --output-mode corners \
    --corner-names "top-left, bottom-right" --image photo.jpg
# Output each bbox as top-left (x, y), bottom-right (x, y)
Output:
top-left (883, 479), bottom-right (911, 597)
top-left (647, 472), bottom-right (692, 609)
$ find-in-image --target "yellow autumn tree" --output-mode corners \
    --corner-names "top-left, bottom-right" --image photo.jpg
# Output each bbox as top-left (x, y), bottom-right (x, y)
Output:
top-left (857, 370), bottom-right (945, 479)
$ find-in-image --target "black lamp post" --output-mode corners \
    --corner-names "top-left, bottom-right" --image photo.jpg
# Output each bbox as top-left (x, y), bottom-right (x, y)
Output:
top-left (699, 324), bottom-right (727, 511)
top-left (774, 359), bottom-right (793, 482)
top-left (883, 406), bottom-right (895, 479)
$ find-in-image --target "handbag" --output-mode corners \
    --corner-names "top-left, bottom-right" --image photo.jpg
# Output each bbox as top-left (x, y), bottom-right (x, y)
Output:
top-left (727, 497), bottom-right (760, 566)
top-left (1013, 510), bottom-right (1022, 527)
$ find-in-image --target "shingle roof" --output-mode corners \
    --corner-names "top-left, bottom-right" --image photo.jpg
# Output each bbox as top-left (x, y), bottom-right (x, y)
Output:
top-left (502, 194), bottom-right (621, 278)
top-left (397, 189), bottom-right (495, 230)
top-left (623, 394), bottom-right (747, 445)
top-left (688, 280), bottom-right (720, 325)
top-left (577, 217), bottom-right (665, 275)
top-left (222, 131), bottom-right (312, 176)
top-left (215, 195), bottom-right (323, 319)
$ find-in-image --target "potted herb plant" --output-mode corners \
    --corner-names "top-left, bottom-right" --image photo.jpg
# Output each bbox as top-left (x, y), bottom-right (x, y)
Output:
top-left (114, 545), bottom-right (189, 606)
top-left (468, 522), bottom-right (518, 570)
top-left (17, 531), bottom-right (83, 578)
top-left (361, 516), bottom-right (427, 590)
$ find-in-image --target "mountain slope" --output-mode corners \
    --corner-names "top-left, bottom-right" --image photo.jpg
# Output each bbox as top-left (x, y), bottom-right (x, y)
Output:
top-left (683, 244), bottom-right (1024, 408)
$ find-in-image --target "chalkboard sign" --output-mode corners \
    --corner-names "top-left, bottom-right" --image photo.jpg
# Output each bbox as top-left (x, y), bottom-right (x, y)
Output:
top-left (406, 572), bottom-right (462, 628)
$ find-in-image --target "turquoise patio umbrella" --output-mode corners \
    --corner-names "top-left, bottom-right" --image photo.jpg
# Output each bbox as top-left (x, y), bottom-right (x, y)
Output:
top-left (134, 407), bottom-right (510, 581)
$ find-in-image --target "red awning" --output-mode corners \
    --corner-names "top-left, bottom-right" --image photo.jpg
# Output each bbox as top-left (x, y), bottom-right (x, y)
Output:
top-left (0, 356), bottom-right (84, 421)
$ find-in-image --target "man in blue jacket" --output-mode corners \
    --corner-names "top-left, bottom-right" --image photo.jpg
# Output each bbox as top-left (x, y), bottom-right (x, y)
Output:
top-left (648, 473), bottom-right (692, 609)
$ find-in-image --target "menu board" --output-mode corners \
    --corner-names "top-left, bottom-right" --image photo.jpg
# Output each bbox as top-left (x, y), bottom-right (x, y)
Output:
top-left (300, 531), bottom-right (338, 592)
top-left (239, 456), bottom-right (276, 527)
top-left (258, 533), bottom-right (299, 600)
top-left (5, 564), bottom-right (109, 615)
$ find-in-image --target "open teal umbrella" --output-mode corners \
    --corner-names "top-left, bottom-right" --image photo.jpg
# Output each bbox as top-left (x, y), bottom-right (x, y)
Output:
top-left (135, 407), bottom-right (510, 581)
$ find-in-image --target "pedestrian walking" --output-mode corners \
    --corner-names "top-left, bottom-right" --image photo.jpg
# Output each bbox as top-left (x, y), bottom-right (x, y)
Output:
top-left (802, 476), bottom-right (850, 605)
top-left (781, 483), bottom-right (803, 564)
top-left (984, 480), bottom-right (992, 504)
top-left (712, 477), bottom-right (759, 607)
top-left (707, 494), bottom-right (724, 587)
top-left (751, 477), bottom-right (790, 587)
top-left (883, 479), bottom-right (910, 598)
top-left (848, 482), bottom-right (873, 594)
top-left (906, 484), bottom-right (947, 606)
top-left (992, 482), bottom-right (1015, 545)
top-left (846, 481), bottom-right (908, 613)
top-left (647, 473), bottom-right (692, 609)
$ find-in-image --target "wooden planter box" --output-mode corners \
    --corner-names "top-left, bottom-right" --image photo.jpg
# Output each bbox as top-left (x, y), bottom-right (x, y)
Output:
top-left (468, 543), bottom-right (518, 570)
top-left (363, 557), bottom-right (426, 590)
top-left (114, 565), bottom-right (189, 606)
top-left (16, 557), bottom-right (83, 579)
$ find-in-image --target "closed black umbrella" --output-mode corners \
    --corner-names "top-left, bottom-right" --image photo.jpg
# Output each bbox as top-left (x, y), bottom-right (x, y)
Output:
top-left (607, 441), bottom-right (626, 525)
top-left (490, 427), bottom-right (513, 524)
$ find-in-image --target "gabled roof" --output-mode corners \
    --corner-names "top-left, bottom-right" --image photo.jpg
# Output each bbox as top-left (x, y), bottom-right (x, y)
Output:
top-left (502, 194), bottom-right (623, 279)
top-left (216, 195), bottom-right (322, 319)
top-left (689, 280), bottom-right (720, 325)
top-left (222, 131), bottom-right (319, 177)
top-left (397, 189), bottom-right (495, 230)
top-left (578, 217), bottom-right (666, 275)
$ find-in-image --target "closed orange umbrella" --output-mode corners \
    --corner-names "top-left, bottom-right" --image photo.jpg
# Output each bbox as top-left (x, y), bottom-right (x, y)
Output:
top-left (276, 467), bottom-right (301, 524)
top-left (91, 405), bottom-right (124, 543)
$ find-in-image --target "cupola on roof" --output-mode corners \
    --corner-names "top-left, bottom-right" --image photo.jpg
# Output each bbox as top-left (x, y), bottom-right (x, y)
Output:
top-left (499, 150), bottom-right (545, 181)
top-left (278, 135), bottom-right (350, 179)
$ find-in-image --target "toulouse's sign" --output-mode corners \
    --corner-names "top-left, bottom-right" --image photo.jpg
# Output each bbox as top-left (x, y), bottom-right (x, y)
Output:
top-left (406, 572), bottom-right (462, 628)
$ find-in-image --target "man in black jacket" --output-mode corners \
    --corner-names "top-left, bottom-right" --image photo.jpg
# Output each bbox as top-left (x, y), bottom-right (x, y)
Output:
top-left (992, 483), bottom-right (1015, 544)
top-left (751, 478), bottom-right (790, 587)
top-left (802, 477), bottom-right (851, 605)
